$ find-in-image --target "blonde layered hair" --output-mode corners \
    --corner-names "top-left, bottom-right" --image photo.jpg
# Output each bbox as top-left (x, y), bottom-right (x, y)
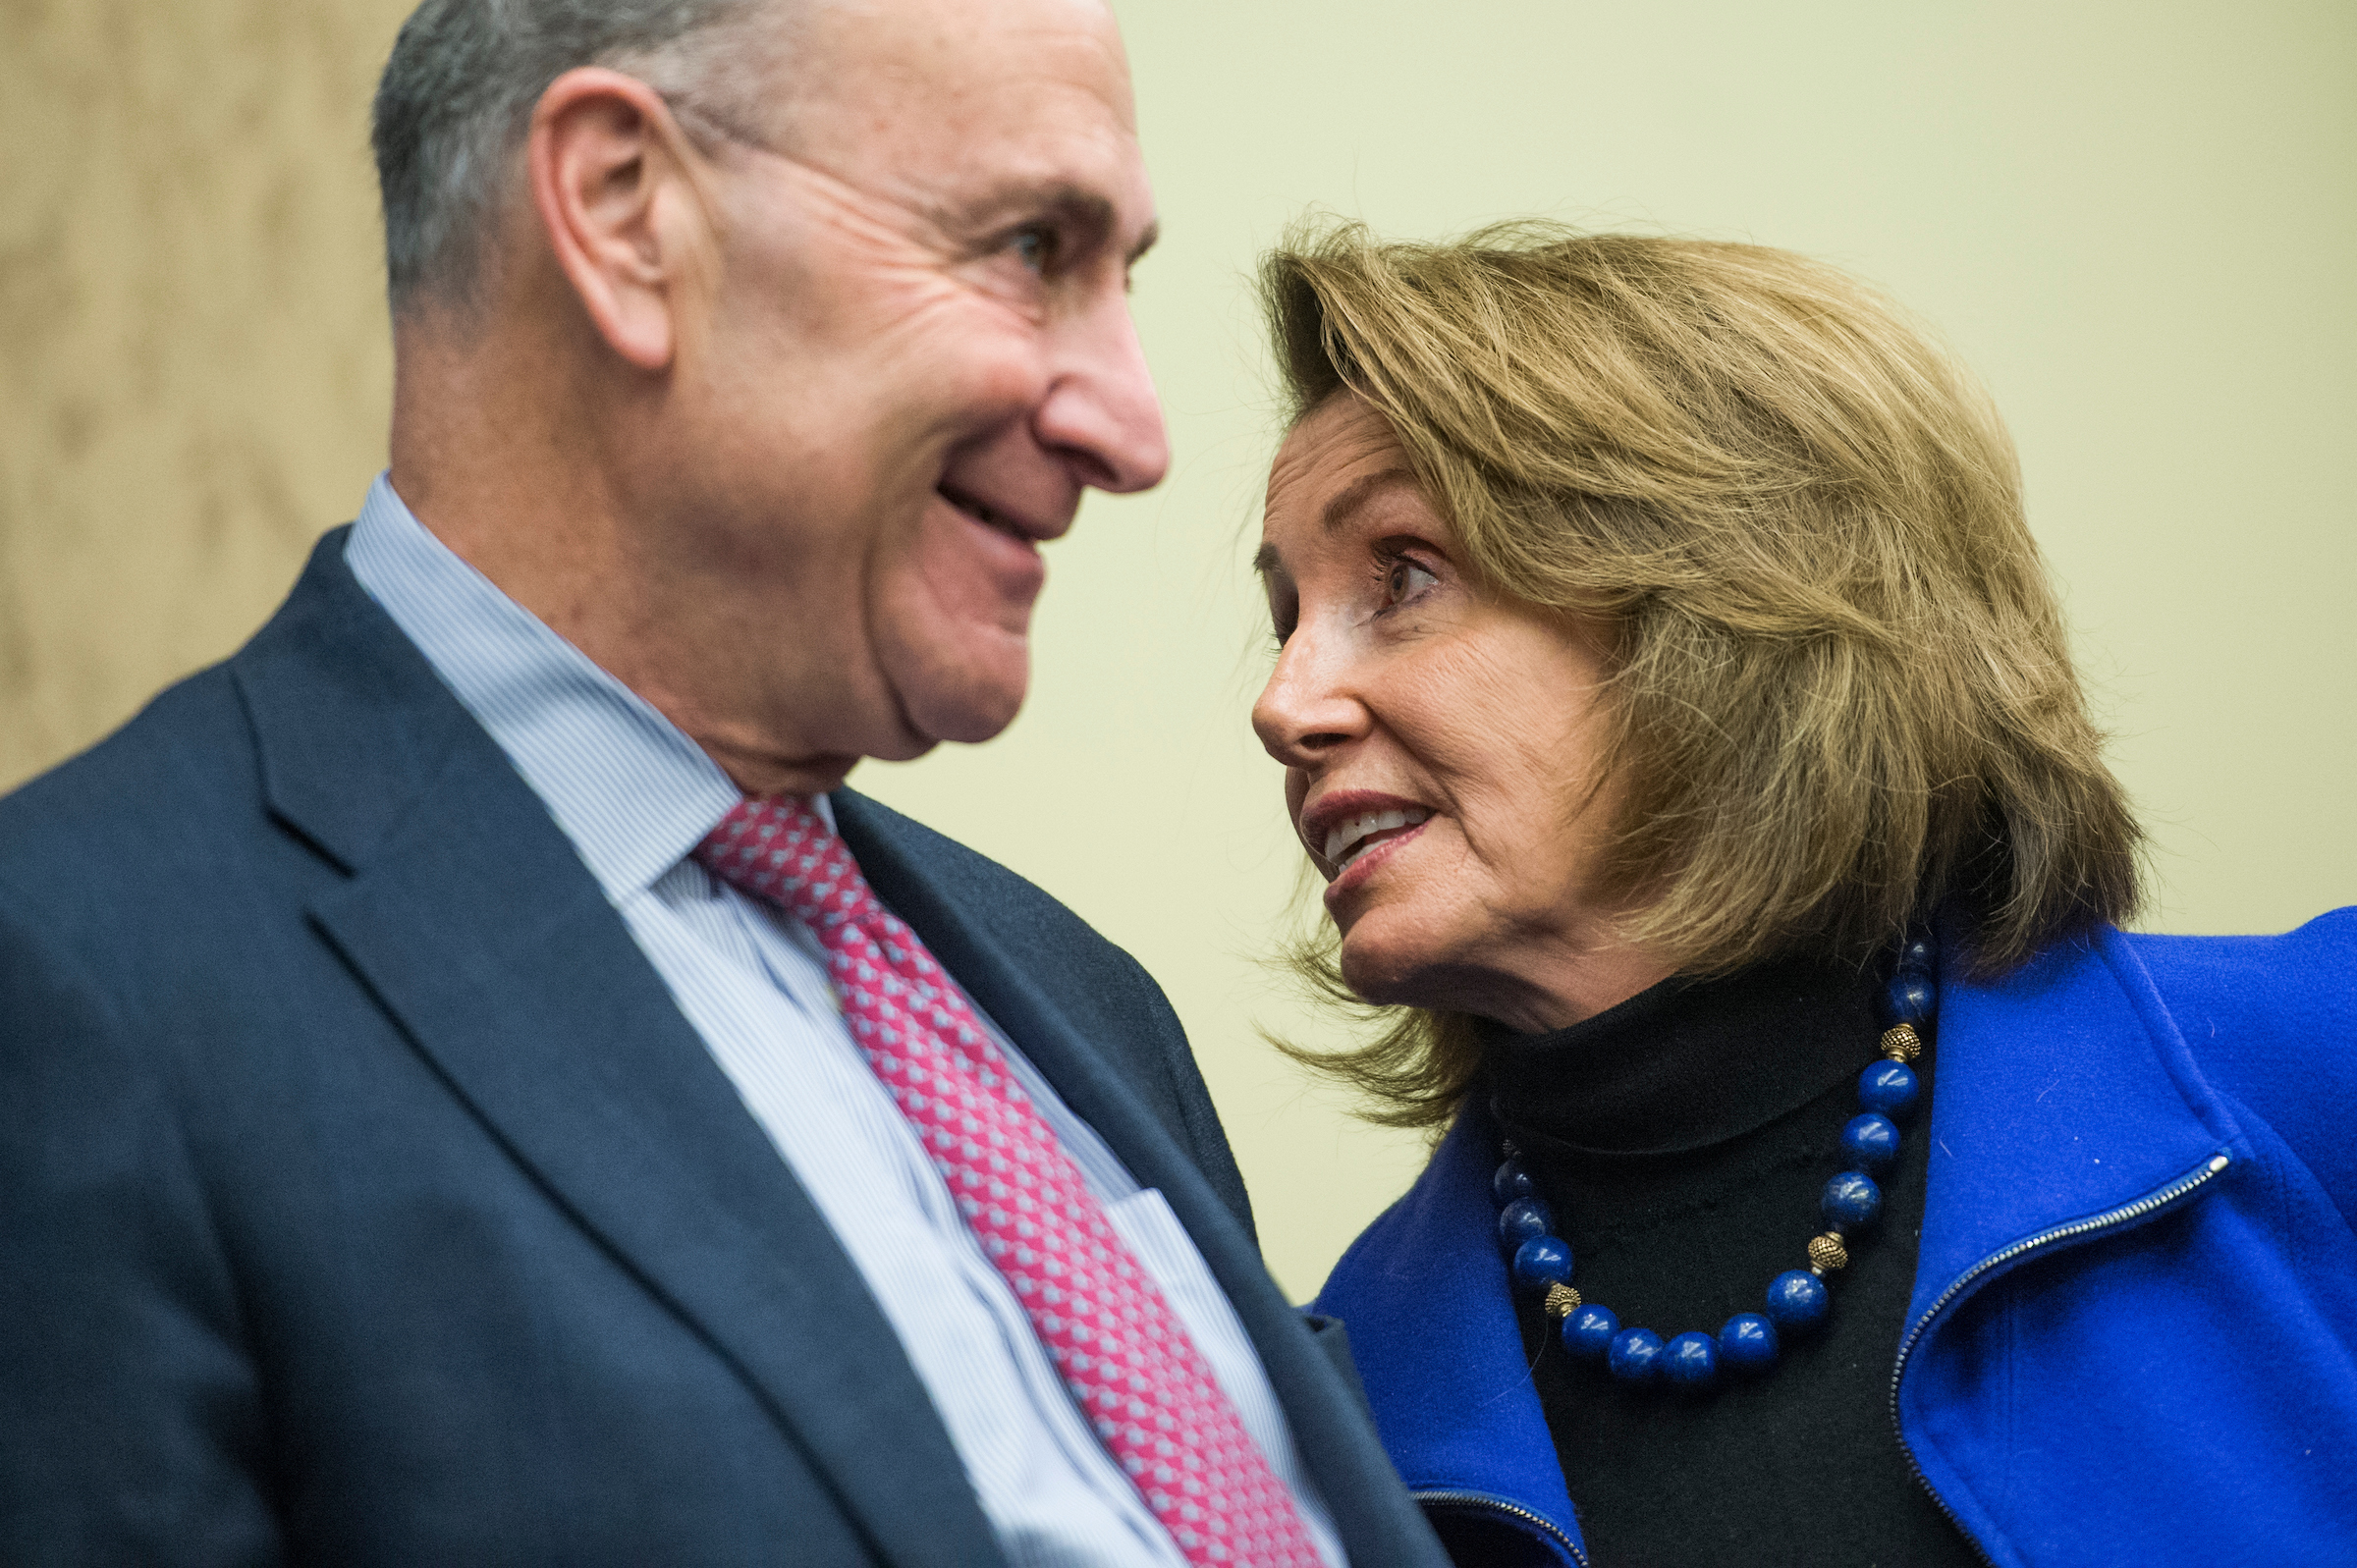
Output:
top-left (1264, 222), bottom-right (2142, 1127)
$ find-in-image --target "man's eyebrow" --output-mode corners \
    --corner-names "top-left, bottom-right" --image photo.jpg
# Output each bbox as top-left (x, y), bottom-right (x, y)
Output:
top-left (1321, 468), bottom-right (1419, 533)
top-left (1251, 541), bottom-right (1282, 576)
top-left (934, 181), bottom-right (1128, 248)
top-left (1127, 221), bottom-right (1160, 267)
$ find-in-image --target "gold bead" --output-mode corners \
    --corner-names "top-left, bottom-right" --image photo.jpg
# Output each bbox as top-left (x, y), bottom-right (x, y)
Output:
top-left (1807, 1232), bottom-right (1849, 1275)
top-left (1543, 1282), bottom-right (1583, 1319)
top-left (1881, 1023), bottom-right (1922, 1061)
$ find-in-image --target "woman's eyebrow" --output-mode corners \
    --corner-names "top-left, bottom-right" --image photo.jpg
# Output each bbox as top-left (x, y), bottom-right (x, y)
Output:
top-left (1320, 468), bottom-right (1418, 534)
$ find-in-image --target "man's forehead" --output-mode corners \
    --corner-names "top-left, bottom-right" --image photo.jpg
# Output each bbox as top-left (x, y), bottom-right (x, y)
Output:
top-left (777, 0), bottom-right (1145, 216)
top-left (794, 0), bottom-right (1132, 121)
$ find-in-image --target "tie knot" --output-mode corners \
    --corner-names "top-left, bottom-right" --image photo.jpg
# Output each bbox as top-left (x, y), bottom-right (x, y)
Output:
top-left (693, 795), bottom-right (876, 934)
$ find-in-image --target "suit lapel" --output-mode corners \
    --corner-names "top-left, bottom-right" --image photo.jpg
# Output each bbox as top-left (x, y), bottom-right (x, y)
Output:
top-left (833, 792), bottom-right (1247, 1267)
top-left (236, 534), bottom-right (1002, 1568)
top-left (837, 792), bottom-right (1446, 1566)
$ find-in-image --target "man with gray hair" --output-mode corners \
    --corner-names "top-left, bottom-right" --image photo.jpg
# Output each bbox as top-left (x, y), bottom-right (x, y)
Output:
top-left (0, 2), bottom-right (1447, 1563)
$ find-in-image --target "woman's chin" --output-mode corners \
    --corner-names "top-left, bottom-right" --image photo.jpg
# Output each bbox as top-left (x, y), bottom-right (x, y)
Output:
top-left (1335, 924), bottom-right (1454, 1013)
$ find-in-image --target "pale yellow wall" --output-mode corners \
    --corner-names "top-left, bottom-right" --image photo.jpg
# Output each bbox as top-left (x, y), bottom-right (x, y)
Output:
top-left (4, 0), bottom-right (2351, 1300)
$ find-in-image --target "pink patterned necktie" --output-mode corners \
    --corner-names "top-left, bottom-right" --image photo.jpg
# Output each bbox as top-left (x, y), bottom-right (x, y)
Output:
top-left (695, 796), bottom-right (1324, 1568)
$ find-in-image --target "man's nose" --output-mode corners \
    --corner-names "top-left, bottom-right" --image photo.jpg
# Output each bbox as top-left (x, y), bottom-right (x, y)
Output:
top-left (1252, 625), bottom-right (1365, 769)
top-left (1035, 294), bottom-right (1170, 495)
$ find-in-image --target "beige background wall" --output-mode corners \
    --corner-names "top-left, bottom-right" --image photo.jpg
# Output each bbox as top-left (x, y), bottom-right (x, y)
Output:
top-left (5, 0), bottom-right (2351, 1300)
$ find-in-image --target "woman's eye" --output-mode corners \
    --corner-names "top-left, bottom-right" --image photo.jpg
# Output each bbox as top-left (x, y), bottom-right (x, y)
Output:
top-left (1383, 557), bottom-right (1439, 606)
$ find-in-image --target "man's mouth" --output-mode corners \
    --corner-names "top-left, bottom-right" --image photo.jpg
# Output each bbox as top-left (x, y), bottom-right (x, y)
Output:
top-left (938, 482), bottom-right (1032, 542)
top-left (1323, 806), bottom-right (1433, 870)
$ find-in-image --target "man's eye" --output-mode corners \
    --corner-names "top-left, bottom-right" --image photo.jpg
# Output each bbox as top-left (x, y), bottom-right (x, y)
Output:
top-left (1384, 558), bottom-right (1439, 606)
top-left (1012, 227), bottom-right (1058, 274)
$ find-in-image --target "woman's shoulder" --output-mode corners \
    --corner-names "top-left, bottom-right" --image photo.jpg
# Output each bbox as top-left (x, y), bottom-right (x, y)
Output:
top-left (2117, 905), bottom-right (2357, 1046)
top-left (2117, 906), bottom-right (2357, 1216)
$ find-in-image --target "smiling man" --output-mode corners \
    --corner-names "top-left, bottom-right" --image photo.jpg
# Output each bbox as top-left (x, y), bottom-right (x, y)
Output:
top-left (0, 2), bottom-right (1444, 1564)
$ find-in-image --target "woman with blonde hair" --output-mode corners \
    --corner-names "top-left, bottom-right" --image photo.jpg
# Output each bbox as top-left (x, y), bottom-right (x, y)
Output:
top-left (1250, 223), bottom-right (2356, 1566)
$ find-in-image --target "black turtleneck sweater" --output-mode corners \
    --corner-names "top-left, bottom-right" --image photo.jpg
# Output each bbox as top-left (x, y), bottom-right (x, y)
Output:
top-left (1483, 954), bottom-right (1981, 1567)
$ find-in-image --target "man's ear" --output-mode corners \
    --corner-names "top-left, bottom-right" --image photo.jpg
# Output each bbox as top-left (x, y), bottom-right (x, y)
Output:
top-left (526, 68), bottom-right (710, 372)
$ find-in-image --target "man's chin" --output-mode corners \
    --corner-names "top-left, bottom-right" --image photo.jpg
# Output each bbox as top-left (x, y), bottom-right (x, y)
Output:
top-left (886, 651), bottom-right (1031, 748)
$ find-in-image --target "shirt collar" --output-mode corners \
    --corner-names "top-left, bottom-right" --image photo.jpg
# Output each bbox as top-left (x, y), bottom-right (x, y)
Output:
top-left (342, 472), bottom-right (824, 900)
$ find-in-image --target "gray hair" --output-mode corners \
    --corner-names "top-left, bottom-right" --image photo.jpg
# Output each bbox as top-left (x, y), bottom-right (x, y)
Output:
top-left (371, 0), bottom-right (791, 313)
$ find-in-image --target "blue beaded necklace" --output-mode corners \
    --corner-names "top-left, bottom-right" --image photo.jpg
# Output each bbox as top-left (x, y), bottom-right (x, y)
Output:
top-left (1492, 935), bottom-right (1938, 1393)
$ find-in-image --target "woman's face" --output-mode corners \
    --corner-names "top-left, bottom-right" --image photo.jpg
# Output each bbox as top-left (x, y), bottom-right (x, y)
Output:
top-left (1251, 396), bottom-right (1667, 1033)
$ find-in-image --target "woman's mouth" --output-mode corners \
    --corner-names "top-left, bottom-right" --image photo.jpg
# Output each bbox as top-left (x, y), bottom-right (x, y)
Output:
top-left (1323, 806), bottom-right (1433, 871)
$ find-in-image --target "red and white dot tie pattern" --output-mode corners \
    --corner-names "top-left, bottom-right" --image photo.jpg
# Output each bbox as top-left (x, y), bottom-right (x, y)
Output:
top-left (695, 796), bottom-right (1324, 1568)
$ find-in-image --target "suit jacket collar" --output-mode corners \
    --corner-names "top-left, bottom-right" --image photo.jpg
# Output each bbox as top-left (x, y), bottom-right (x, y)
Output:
top-left (1314, 927), bottom-right (2243, 1563)
top-left (234, 531), bottom-right (1005, 1568)
top-left (341, 471), bottom-right (743, 901)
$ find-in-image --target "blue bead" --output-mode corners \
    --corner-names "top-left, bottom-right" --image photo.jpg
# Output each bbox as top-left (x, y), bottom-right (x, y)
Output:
top-left (1895, 935), bottom-right (1937, 979)
top-left (1858, 1060), bottom-right (1921, 1120)
top-left (1840, 1111), bottom-right (1901, 1170)
top-left (1562, 1304), bottom-right (1619, 1360)
top-left (1764, 1270), bottom-right (1829, 1331)
top-left (1819, 1169), bottom-right (1876, 1225)
top-left (1662, 1331), bottom-right (1719, 1390)
top-left (1719, 1313), bottom-right (1779, 1374)
top-left (1880, 973), bottom-right (1937, 1028)
top-left (1822, 1169), bottom-right (1883, 1231)
top-left (1511, 1235), bottom-right (1575, 1292)
top-left (1497, 1197), bottom-right (1555, 1251)
top-left (1607, 1326), bottom-right (1665, 1383)
top-left (1492, 1159), bottom-right (1536, 1206)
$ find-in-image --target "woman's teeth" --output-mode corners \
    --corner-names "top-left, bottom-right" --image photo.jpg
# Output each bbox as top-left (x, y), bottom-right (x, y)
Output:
top-left (1323, 807), bottom-right (1432, 868)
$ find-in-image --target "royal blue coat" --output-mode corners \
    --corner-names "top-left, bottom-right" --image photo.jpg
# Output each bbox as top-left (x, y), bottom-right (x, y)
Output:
top-left (1313, 914), bottom-right (2357, 1565)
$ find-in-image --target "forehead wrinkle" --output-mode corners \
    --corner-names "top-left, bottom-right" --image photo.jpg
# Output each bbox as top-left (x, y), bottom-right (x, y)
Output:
top-left (1320, 467), bottom-right (1420, 534)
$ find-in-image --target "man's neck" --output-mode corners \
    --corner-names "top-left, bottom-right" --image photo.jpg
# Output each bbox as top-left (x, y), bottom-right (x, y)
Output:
top-left (386, 328), bottom-right (869, 801)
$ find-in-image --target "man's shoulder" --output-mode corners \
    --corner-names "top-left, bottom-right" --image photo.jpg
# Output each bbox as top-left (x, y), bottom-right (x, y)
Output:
top-left (0, 528), bottom-right (374, 911)
top-left (0, 660), bottom-right (262, 914)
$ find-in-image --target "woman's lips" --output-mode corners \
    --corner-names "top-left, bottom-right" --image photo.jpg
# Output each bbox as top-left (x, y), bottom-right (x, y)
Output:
top-left (1323, 816), bottom-right (1430, 904)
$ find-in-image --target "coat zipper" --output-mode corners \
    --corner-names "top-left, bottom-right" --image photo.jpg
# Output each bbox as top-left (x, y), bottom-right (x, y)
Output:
top-left (1884, 1149), bottom-right (2233, 1565)
top-left (1411, 1488), bottom-right (1588, 1567)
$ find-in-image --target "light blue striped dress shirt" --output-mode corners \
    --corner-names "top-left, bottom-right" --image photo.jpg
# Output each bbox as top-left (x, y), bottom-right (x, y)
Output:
top-left (344, 474), bottom-right (1345, 1568)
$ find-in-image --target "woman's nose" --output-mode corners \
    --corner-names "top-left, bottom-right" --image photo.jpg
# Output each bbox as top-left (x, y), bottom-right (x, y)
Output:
top-left (1252, 630), bottom-right (1366, 769)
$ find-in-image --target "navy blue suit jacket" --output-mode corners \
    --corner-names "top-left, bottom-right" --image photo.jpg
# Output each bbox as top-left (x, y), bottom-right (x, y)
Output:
top-left (0, 531), bottom-right (1445, 1567)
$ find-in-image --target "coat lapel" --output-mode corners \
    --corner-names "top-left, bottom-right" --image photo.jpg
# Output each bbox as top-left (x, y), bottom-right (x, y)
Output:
top-left (1309, 1105), bottom-right (1583, 1564)
top-left (235, 533), bottom-right (1003, 1568)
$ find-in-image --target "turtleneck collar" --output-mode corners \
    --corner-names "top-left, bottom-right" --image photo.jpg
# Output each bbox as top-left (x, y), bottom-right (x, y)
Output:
top-left (1482, 950), bottom-right (1886, 1162)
